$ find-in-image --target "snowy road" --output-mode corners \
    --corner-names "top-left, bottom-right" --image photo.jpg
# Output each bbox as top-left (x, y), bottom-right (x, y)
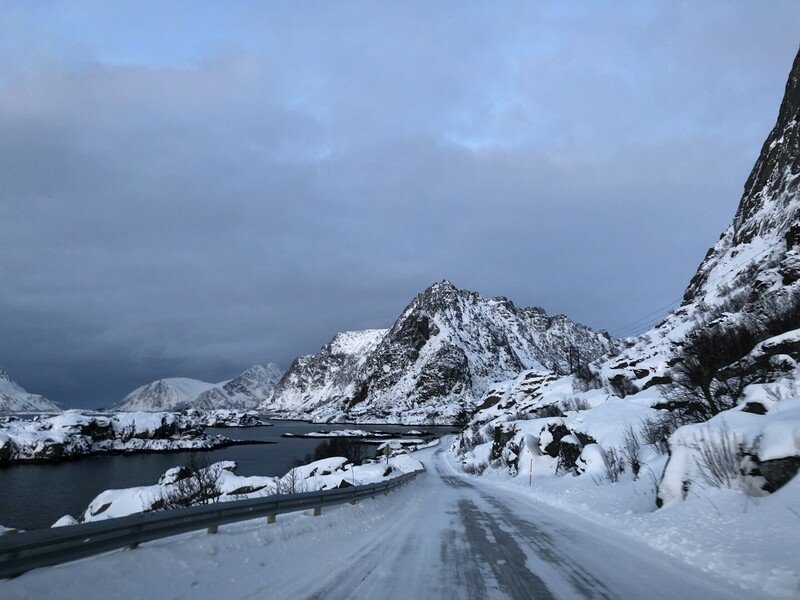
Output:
top-left (2, 442), bottom-right (749, 599)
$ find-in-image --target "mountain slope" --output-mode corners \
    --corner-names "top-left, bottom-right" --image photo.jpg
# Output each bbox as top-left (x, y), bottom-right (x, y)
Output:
top-left (111, 377), bottom-right (219, 412)
top-left (598, 48), bottom-right (800, 391)
top-left (111, 363), bottom-right (283, 412)
top-left (193, 363), bottom-right (284, 410)
top-left (0, 369), bottom-right (61, 414)
top-left (684, 47), bottom-right (800, 306)
top-left (261, 281), bottom-right (616, 424)
top-left (453, 47), bottom-right (800, 526)
top-left (264, 329), bottom-right (388, 417)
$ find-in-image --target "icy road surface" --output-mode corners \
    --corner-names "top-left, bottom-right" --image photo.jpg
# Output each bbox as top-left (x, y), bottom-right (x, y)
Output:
top-left (2, 442), bottom-right (748, 600)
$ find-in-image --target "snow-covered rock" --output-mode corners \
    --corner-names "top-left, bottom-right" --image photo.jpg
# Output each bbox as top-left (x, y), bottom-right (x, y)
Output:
top-left (0, 369), bottom-right (60, 414)
top-left (184, 408), bottom-right (271, 428)
top-left (0, 411), bottom-right (230, 463)
top-left (262, 281), bottom-right (616, 424)
top-left (110, 363), bottom-right (283, 412)
top-left (658, 379), bottom-right (800, 506)
top-left (61, 454), bottom-right (424, 524)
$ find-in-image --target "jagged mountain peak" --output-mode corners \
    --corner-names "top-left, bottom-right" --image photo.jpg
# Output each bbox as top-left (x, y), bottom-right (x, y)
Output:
top-left (262, 283), bottom-right (617, 424)
top-left (0, 368), bottom-right (61, 414)
top-left (734, 47), bottom-right (800, 242)
top-left (684, 47), bottom-right (800, 306)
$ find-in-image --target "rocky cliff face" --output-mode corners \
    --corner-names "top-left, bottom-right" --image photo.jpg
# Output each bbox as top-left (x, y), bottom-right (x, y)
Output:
top-left (0, 369), bottom-right (60, 414)
top-left (261, 281), bottom-right (616, 424)
top-left (685, 49), bottom-right (800, 307)
top-left (111, 363), bottom-right (283, 412)
top-left (599, 48), bottom-right (800, 391)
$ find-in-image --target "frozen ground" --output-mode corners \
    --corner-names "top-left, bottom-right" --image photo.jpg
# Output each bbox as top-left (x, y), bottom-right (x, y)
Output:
top-left (1, 440), bottom-right (760, 600)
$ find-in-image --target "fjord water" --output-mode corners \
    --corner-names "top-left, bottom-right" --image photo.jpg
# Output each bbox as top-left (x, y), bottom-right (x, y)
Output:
top-left (0, 420), bottom-right (452, 530)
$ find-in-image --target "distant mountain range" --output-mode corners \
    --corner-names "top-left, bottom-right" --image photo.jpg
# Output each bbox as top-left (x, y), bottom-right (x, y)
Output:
top-left (109, 363), bottom-right (283, 412)
top-left (0, 370), bottom-right (61, 414)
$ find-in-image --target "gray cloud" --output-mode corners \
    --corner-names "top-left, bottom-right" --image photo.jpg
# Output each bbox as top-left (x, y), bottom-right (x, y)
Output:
top-left (1, 3), bottom-right (799, 406)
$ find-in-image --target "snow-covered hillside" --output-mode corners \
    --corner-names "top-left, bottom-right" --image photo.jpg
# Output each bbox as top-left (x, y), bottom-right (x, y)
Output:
top-left (451, 47), bottom-right (800, 567)
top-left (262, 329), bottom-right (388, 417)
top-left (193, 364), bottom-right (283, 410)
top-left (0, 369), bottom-right (60, 414)
top-left (111, 363), bottom-right (283, 412)
top-left (261, 281), bottom-right (617, 424)
top-left (111, 377), bottom-right (219, 412)
top-left (601, 48), bottom-right (800, 393)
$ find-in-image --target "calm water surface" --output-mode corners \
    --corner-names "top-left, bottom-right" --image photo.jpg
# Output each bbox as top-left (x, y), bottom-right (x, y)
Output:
top-left (0, 420), bottom-right (453, 530)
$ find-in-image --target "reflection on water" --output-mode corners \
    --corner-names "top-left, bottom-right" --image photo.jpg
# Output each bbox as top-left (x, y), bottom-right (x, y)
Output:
top-left (0, 420), bottom-right (454, 530)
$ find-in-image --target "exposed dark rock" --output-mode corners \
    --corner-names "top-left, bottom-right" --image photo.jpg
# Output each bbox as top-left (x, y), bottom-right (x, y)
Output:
top-left (741, 402), bottom-right (768, 415)
top-left (558, 435), bottom-right (583, 473)
top-left (642, 375), bottom-right (672, 391)
top-left (759, 456), bottom-right (800, 492)
top-left (540, 422), bottom-right (570, 458)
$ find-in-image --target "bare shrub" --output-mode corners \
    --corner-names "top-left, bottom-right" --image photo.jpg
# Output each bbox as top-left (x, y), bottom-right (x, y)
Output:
top-left (666, 320), bottom-right (762, 420)
top-left (665, 291), bottom-right (800, 422)
top-left (453, 404), bottom-right (473, 429)
top-left (688, 424), bottom-right (741, 490)
top-left (609, 375), bottom-right (638, 398)
top-left (277, 467), bottom-right (308, 495)
top-left (462, 460), bottom-right (488, 476)
top-left (573, 363), bottom-right (604, 392)
top-left (759, 289), bottom-right (800, 337)
top-left (593, 447), bottom-right (624, 484)
top-left (460, 424), bottom-right (489, 453)
top-left (560, 397), bottom-right (590, 413)
top-left (161, 454), bottom-right (223, 509)
top-left (620, 425), bottom-right (642, 480)
top-left (639, 413), bottom-right (679, 454)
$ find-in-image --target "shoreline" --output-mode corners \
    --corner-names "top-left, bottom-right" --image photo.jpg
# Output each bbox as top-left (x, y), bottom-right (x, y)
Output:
top-left (0, 439), bottom-right (274, 467)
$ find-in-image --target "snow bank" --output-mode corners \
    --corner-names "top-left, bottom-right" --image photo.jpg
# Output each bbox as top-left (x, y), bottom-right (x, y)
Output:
top-left (58, 454), bottom-right (424, 525)
top-left (659, 394), bottom-right (800, 506)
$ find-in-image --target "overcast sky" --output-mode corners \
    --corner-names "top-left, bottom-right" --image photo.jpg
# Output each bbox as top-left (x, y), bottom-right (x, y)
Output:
top-left (2, 2), bottom-right (799, 408)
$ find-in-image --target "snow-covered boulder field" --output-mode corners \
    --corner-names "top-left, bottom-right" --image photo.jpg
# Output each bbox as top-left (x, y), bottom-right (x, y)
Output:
top-left (183, 408), bottom-right (272, 428)
top-left (282, 428), bottom-right (430, 439)
top-left (0, 411), bottom-right (233, 463)
top-left (57, 454), bottom-right (424, 525)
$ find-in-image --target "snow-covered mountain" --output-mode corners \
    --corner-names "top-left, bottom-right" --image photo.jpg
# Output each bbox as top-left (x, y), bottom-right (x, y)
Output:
top-left (0, 369), bottom-right (60, 414)
top-left (261, 281), bottom-right (617, 424)
top-left (111, 363), bottom-right (283, 412)
top-left (451, 48), bottom-right (800, 540)
top-left (597, 48), bottom-right (800, 392)
top-left (264, 329), bottom-right (388, 417)
top-left (192, 363), bottom-right (284, 410)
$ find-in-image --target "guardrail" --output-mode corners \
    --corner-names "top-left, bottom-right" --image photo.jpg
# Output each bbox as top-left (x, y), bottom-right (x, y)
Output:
top-left (0, 469), bottom-right (424, 578)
